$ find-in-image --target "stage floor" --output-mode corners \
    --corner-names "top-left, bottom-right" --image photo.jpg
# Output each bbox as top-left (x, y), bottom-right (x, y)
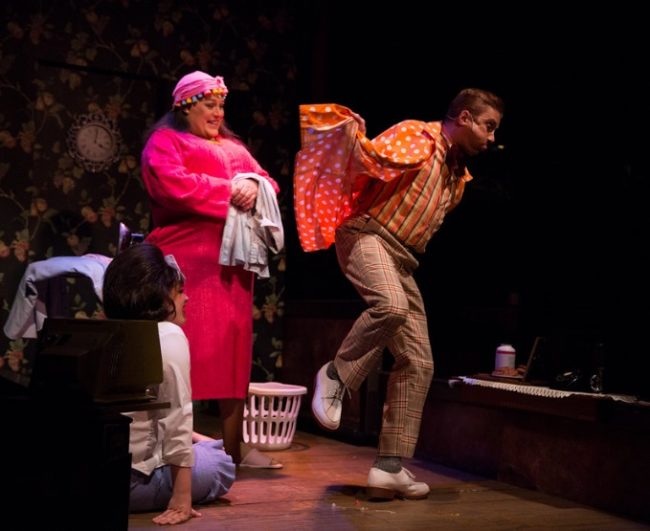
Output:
top-left (127, 410), bottom-right (648, 530)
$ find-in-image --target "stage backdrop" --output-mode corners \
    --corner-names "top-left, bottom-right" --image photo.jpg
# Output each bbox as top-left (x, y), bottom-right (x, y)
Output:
top-left (0, 1), bottom-right (297, 385)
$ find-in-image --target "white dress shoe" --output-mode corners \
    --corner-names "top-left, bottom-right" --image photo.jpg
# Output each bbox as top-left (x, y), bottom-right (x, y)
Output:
top-left (311, 362), bottom-right (345, 430)
top-left (366, 466), bottom-right (430, 500)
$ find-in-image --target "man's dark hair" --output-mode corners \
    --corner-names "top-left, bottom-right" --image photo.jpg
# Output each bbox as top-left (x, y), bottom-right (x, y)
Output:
top-left (445, 88), bottom-right (504, 121)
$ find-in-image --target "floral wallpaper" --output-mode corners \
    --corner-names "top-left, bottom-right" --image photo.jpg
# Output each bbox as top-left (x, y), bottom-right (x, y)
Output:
top-left (0, 1), bottom-right (296, 385)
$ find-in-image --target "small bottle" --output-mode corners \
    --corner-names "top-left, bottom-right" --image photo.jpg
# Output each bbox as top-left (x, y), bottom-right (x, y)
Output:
top-left (495, 343), bottom-right (516, 370)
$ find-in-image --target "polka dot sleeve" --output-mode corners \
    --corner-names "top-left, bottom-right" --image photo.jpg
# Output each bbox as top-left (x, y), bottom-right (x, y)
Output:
top-left (293, 104), bottom-right (436, 251)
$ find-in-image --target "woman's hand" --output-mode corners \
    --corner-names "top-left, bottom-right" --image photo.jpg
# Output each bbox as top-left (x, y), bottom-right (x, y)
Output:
top-left (155, 466), bottom-right (198, 525)
top-left (231, 178), bottom-right (259, 211)
top-left (152, 505), bottom-right (201, 526)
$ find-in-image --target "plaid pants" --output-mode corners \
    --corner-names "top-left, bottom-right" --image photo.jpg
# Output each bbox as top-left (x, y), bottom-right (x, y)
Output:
top-left (334, 215), bottom-right (434, 458)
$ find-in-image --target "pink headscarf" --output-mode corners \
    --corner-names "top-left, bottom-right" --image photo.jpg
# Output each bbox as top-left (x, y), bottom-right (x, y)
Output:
top-left (171, 71), bottom-right (228, 109)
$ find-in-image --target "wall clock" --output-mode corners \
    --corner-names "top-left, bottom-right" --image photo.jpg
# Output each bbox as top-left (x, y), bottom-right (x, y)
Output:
top-left (68, 112), bottom-right (122, 173)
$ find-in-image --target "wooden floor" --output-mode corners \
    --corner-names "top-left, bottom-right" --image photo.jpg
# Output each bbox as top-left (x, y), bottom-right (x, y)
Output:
top-left (128, 411), bottom-right (649, 530)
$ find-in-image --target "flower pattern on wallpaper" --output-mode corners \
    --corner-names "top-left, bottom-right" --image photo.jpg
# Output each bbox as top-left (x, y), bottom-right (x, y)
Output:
top-left (0, 1), bottom-right (296, 385)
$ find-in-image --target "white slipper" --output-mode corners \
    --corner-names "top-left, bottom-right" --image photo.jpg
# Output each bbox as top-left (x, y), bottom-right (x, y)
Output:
top-left (239, 447), bottom-right (283, 469)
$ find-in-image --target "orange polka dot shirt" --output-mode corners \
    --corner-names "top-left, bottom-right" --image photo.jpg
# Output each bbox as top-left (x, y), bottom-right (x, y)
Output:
top-left (294, 104), bottom-right (472, 253)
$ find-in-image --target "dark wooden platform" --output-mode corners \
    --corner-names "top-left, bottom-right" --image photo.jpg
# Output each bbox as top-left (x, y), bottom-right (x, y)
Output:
top-left (417, 378), bottom-right (650, 523)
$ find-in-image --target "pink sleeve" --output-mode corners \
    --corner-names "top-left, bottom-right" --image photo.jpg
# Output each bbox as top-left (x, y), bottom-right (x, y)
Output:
top-left (229, 140), bottom-right (280, 194)
top-left (141, 129), bottom-right (233, 219)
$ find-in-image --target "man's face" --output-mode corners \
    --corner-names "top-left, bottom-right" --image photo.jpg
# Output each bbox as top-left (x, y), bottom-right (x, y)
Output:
top-left (460, 107), bottom-right (502, 156)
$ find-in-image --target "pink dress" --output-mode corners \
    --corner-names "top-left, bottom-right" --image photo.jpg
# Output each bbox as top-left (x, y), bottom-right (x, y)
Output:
top-left (141, 128), bottom-right (279, 399)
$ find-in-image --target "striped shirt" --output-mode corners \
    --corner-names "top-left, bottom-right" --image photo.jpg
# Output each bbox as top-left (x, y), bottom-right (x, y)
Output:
top-left (354, 122), bottom-right (469, 253)
top-left (293, 104), bottom-right (472, 252)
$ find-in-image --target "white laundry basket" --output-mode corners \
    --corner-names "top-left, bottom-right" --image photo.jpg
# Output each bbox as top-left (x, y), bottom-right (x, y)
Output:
top-left (242, 382), bottom-right (308, 450)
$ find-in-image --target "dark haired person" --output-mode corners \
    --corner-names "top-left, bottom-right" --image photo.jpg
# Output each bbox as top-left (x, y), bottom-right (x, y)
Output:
top-left (103, 242), bottom-right (236, 525)
top-left (295, 89), bottom-right (504, 500)
top-left (140, 71), bottom-right (281, 469)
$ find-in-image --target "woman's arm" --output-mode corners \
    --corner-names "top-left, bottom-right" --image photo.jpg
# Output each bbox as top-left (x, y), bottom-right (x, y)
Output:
top-left (142, 129), bottom-right (233, 218)
top-left (154, 326), bottom-right (196, 524)
top-left (151, 465), bottom-right (200, 525)
top-left (228, 138), bottom-right (280, 194)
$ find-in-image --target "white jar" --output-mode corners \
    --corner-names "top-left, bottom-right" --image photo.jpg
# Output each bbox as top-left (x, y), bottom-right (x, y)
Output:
top-left (495, 343), bottom-right (516, 370)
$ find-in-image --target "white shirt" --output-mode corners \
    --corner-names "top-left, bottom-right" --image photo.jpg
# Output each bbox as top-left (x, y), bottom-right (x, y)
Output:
top-left (126, 321), bottom-right (194, 475)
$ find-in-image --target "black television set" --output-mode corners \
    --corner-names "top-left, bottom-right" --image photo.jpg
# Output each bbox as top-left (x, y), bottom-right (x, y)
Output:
top-left (30, 318), bottom-right (163, 404)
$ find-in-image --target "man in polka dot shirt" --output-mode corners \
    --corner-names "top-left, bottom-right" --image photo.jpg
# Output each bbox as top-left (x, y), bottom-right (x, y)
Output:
top-left (296, 89), bottom-right (504, 500)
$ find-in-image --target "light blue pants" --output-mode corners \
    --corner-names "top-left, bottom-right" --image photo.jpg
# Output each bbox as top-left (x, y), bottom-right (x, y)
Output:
top-left (129, 440), bottom-right (236, 513)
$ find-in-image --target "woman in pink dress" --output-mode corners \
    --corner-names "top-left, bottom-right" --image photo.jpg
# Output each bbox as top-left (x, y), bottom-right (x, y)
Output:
top-left (141, 71), bottom-right (280, 468)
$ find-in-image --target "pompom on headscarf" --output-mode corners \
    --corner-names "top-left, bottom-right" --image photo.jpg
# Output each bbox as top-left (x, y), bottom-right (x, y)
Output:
top-left (171, 71), bottom-right (228, 110)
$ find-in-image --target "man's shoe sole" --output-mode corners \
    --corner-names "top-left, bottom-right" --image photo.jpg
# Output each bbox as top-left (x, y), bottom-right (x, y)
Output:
top-left (366, 486), bottom-right (428, 501)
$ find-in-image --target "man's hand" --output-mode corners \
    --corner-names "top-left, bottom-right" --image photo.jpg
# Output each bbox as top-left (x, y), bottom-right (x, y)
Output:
top-left (350, 110), bottom-right (366, 135)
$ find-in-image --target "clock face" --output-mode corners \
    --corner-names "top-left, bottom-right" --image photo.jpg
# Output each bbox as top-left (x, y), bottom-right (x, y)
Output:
top-left (68, 113), bottom-right (122, 172)
top-left (76, 124), bottom-right (115, 162)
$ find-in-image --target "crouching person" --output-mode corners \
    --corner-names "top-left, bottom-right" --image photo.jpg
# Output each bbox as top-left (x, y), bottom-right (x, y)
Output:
top-left (103, 242), bottom-right (236, 525)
